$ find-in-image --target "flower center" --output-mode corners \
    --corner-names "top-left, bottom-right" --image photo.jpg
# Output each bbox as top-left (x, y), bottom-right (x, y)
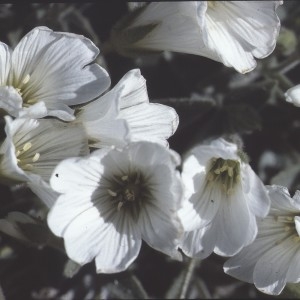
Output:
top-left (273, 215), bottom-right (300, 243)
top-left (205, 157), bottom-right (240, 195)
top-left (107, 172), bottom-right (149, 222)
top-left (15, 141), bottom-right (40, 171)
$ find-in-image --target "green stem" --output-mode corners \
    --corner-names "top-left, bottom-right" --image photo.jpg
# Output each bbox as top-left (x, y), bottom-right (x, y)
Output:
top-left (179, 258), bottom-right (198, 299)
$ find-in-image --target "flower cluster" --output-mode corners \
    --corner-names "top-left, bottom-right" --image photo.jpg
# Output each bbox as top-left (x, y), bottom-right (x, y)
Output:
top-left (3, 1), bottom-right (300, 298)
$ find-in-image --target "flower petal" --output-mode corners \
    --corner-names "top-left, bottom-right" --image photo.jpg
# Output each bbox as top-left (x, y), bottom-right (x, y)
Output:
top-left (139, 204), bottom-right (182, 260)
top-left (27, 176), bottom-right (59, 208)
top-left (0, 42), bottom-right (11, 86)
top-left (267, 185), bottom-right (300, 212)
top-left (77, 83), bottom-right (130, 148)
top-left (243, 166), bottom-right (270, 217)
top-left (119, 102), bottom-right (179, 146)
top-left (254, 238), bottom-right (298, 295)
top-left (0, 86), bottom-right (23, 117)
top-left (180, 222), bottom-right (217, 259)
top-left (61, 205), bottom-right (141, 273)
top-left (10, 26), bottom-right (111, 120)
top-left (204, 1), bottom-right (281, 73)
top-left (179, 172), bottom-right (221, 231)
top-left (224, 229), bottom-right (282, 283)
top-left (285, 84), bottom-right (300, 107)
top-left (214, 186), bottom-right (257, 256)
top-left (50, 156), bottom-right (102, 195)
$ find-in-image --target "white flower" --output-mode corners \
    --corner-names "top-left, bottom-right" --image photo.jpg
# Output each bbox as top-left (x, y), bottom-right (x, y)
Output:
top-left (47, 141), bottom-right (183, 273)
top-left (0, 116), bottom-right (89, 206)
top-left (0, 26), bottom-right (110, 121)
top-left (224, 185), bottom-right (300, 295)
top-left (76, 68), bottom-right (179, 148)
top-left (112, 1), bottom-right (282, 74)
top-left (285, 84), bottom-right (300, 107)
top-left (178, 138), bottom-right (270, 259)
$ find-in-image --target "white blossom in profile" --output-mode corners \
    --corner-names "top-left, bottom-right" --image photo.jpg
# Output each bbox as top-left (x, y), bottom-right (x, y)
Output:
top-left (224, 185), bottom-right (300, 295)
top-left (0, 116), bottom-right (89, 207)
top-left (47, 141), bottom-right (183, 273)
top-left (111, 1), bottom-right (282, 74)
top-left (0, 26), bottom-right (110, 121)
top-left (178, 138), bottom-right (270, 259)
top-left (76, 69), bottom-right (179, 148)
top-left (285, 84), bottom-right (300, 107)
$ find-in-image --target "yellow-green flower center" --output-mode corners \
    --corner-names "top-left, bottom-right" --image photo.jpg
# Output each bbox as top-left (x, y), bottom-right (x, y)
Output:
top-left (205, 157), bottom-right (240, 195)
top-left (9, 74), bottom-right (37, 106)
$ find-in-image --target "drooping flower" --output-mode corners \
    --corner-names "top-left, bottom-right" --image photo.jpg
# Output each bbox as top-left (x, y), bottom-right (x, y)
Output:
top-left (178, 138), bottom-right (270, 259)
top-left (224, 185), bottom-right (300, 295)
top-left (111, 1), bottom-right (282, 74)
top-left (285, 84), bottom-right (300, 107)
top-left (0, 26), bottom-right (110, 121)
top-left (0, 116), bottom-right (89, 207)
top-left (47, 141), bottom-right (183, 273)
top-left (76, 68), bottom-right (179, 148)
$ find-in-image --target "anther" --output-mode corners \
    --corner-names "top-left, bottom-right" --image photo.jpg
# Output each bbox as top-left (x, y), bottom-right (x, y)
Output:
top-left (108, 189), bottom-right (118, 197)
top-left (22, 74), bottom-right (30, 85)
top-left (22, 142), bottom-right (32, 152)
top-left (32, 153), bottom-right (40, 162)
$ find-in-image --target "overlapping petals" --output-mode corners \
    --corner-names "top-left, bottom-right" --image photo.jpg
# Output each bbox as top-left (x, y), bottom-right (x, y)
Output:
top-left (0, 26), bottom-right (110, 120)
top-left (224, 185), bottom-right (300, 295)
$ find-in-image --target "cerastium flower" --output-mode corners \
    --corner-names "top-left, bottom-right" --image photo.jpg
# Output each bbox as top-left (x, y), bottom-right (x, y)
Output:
top-left (0, 116), bottom-right (89, 207)
top-left (110, 1), bottom-right (282, 74)
top-left (47, 141), bottom-right (183, 273)
top-left (76, 68), bottom-right (179, 148)
top-left (224, 185), bottom-right (300, 295)
top-left (178, 138), bottom-right (270, 259)
top-left (0, 26), bottom-right (110, 120)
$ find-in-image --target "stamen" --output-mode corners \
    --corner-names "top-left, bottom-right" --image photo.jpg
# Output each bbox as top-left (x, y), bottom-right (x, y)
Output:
top-left (124, 188), bottom-right (135, 202)
top-left (23, 142), bottom-right (32, 152)
top-left (117, 201), bottom-right (124, 211)
top-left (22, 74), bottom-right (30, 85)
top-left (205, 158), bottom-right (240, 196)
top-left (228, 167), bottom-right (233, 177)
top-left (15, 88), bottom-right (22, 96)
top-left (32, 153), bottom-right (40, 162)
top-left (26, 99), bottom-right (37, 104)
top-left (121, 175), bottom-right (128, 181)
top-left (108, 189), bottom-right (118, 197)
top-left (22, 164), bottom-right (34, 171)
